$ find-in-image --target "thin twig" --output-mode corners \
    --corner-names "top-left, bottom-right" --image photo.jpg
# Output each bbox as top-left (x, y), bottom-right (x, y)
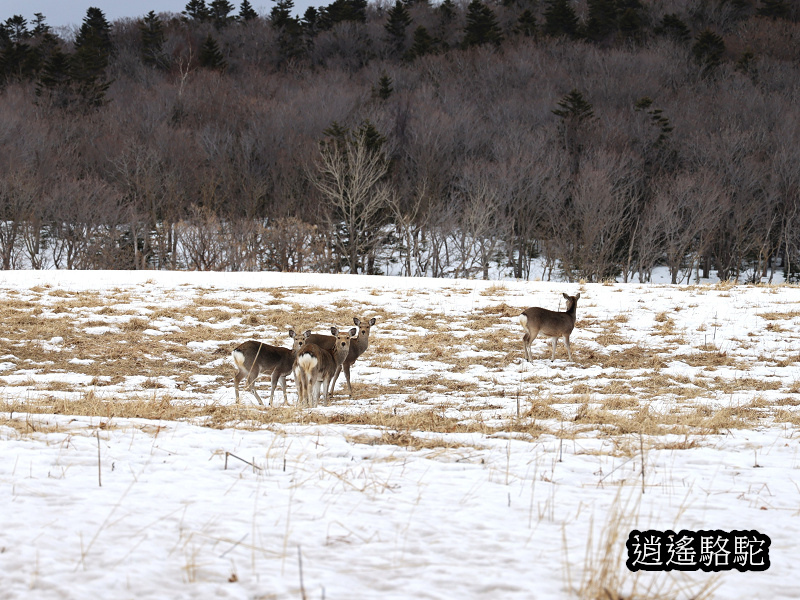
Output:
top-left (224, 452), bottom-right (263, 471)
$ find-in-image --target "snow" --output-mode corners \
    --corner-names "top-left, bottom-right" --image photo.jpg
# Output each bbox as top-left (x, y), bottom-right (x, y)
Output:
top-left (1, 270), bottom-right (799, 599)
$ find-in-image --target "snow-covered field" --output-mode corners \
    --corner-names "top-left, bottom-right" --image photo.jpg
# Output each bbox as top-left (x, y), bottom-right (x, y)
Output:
top-left (1, 270), bottom-right (799, 599)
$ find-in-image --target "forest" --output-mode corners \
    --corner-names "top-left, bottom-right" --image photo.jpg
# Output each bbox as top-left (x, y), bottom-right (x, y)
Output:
top-left (0, 0), bottom-right (797, 282)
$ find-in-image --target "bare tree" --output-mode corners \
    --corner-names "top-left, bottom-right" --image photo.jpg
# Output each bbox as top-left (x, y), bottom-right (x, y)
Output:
top-left (309, 124), bottom-right (392, 274)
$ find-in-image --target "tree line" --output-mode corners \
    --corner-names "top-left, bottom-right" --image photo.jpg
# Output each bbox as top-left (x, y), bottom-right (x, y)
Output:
top-left (0, 0), bottom-right (797, 282)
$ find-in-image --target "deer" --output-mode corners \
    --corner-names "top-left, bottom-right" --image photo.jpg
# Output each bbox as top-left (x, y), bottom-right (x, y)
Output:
top-left (231, 331), bottom-right (307, 406)
top-left (300, 317), bottom-right (376, 397)
top-left (519, 293), bottom-right (580, 362)
top-left (293, 326), bottom-right (357, 407)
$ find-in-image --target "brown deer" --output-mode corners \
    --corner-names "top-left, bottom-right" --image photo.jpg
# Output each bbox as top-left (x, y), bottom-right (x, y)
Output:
top-left (301, 316), bottom-right (376, 397)
top-left (231, 343), bottom-right (290, 407)
top-left (231, 330), bottom-right (306, 406)
top-left (519, 293), bottom-right (580, 362)
top-left (293, 327), bottom-right (357, 407)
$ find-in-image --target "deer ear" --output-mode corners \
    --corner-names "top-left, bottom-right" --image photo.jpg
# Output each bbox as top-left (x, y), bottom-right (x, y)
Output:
top-left (330, 327), bottom-right (338, 335)
top-left (563, 293), bottom-right (569, 299)
top-left (288, 329), bottom-right (295, 338)
top-left (303, 330), bottom-right (311, 337)
top-left (353, 317), bottom-right (360, 326)
top-left (349, 327), bottom-right (357, 337)
top-left (369, 317), bottom-right (376, 326)
top-left (575, 293), bottom-right (581, 300)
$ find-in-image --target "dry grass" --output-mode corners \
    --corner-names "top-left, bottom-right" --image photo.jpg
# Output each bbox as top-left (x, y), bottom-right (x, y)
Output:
top-left (0, 282), bottom-right (795, 450)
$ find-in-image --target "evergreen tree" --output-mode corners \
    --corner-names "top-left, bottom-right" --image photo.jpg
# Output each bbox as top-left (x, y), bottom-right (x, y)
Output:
top-left (385, 0), bottom-right (412, 54)
top-left (584, 0), bottom-right (618, 41)
top-left (543, 0), bottom-right (578, 38)
top-left (239, 0), bottom-right (259, 20)
top-left (35, 46), bottom-right (76, 108)
top-left (634, 97), bottom-right (673, 146)
top-left (271, 0), bottom-right (306, 63)
top-left (514, 10), bottom-right (537, 37)
top-left (209, 0), bottom-right (236, 29)
top-left (140, 11), bottom-right (166, 68)
top-left (199, 34), bottom-right (226, 70)
top-left (757, 0), bottom-right (790, 19)
top-left (320, 0), bottom-right (368, 28)
top-left (271, 0), bottom-right (296, 28)
top-left (463, 0), bottom-right (504, 47)
top-left (71, 7), bottom-right (113, 108)
top-left (439, 0), bottom-right (456, 22)
top-left (375, 72), bottom-right (393, 100)
top-left (183, 0), bottom-right (210, 21)
top-left (553, 89), bottom-right (595, 122)
top-left (655, 13), bottom-right (690, 42)
top-left (3, 15), bottom-right (30, 42)
top-left (692, 29), bottom-right (725, 75)
top-left (407, 25), bottom-right (436, 59)
top-left (73, 7), bottom-right (112, 68)
top-left (32, 13), bottom-right (50, 36)
top-left (553, 88), bottom-right (595, 169)
top-left (302, 7), bottom-right (320, 36)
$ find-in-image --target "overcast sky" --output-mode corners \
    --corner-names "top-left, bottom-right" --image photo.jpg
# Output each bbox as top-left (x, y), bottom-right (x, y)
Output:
top-left (0, 1), bottom-right (318, 29)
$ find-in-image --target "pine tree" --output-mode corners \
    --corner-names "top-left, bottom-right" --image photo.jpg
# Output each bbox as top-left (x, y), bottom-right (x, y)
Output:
top-left (584, 0), bottom-right (617, 41)
top-left (35, 46), bottom-right (77, 108)
top-left (757, 0), bottom-right (790, 19)
top-left (655, 13), bottom-right (690, 42)
top-left (140, 11), bottom-right (166, 68)
top-left (553, 89), bottom-right (595, 169)
top-left (553, 89), bottom-right (595, 122)
top-left (406, 25), bottom-right (435, 59)
top-left (634, 97), bottom-right (673, 146)
top-left (439, 0), bottom-right (456, 22)
top-left (183, 0), bottom-right (210, 21)
top-left (271, 0), bottom-right (296, 28)
top-left (385, 0), bottom-right (412, 54)
top-left (692, 29), bottom-right (725, 75)
top-left (375, 72), bottom-right (393, 100)
top-left (543, 0), bottom-right (578, 38)
top-left (514, 10), bottom-right (537, 37)
top-left (463, 0), bottom-right (504, 47)
top-left (32, 13), bottom-right (50, 36)
top-left (209, 0), bottom-right (236, 29)
top-left (321, 0), bottom-right (368, 29)
top-left (3, 15), bottom-right (30, 42)
top-left (199, 34), bottom-right (226, 70)
top-left (239, 0), bottom-right (259, 20)
top-left (71, 7), bottom-right (113, 108)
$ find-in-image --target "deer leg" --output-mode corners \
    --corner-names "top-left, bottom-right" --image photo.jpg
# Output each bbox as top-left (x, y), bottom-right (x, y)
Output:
top-left (522, 332), bottom-right (532, 362)
top-left (278, 374), bottom-right (288, 406)
top-left (246, 371), bottom-right (265, 406)
top-left (329, 365), bottom-right (343, 397)
top-left (269, 369), bottom-right (283, 407)
top-left (311, 378), bottom-right (322, 408)
top-left (550, 337), bottom-right (557, 361)
top-left (343, 363), bottom-right (353, 397)
top-left (564, 335), bottom-right (572, 361)
top-left (249, 386), bottom-right (265, 406)
top-left (234, 370), bottom-right (243, 403)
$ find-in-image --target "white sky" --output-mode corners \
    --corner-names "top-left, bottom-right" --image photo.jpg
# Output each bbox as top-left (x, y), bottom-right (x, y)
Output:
top-left (0, 0), bottom-right (319, 29)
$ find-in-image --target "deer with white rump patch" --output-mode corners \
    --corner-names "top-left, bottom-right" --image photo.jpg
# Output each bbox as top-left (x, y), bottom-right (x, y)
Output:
top-left (519, 293), bottom-right (580, 362)
top-left (300, 316), bottom-right (376, 397)
top-left (293, 327), bottom-right (357, 407)
top-left (231, 331), bottom-right (306, 406)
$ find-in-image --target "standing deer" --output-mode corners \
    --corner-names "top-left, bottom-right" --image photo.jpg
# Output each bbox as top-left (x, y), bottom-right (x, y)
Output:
top-left (231, 329), bottom-right (306, 406)
top-left (519, 293), bottom-right (580, 362)
top-left (301, 316), bottom-right (376, 397)
top-left (293, 327), bottom-right (357, 407)
top-left (231, 343), bottom-right (290, 407)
